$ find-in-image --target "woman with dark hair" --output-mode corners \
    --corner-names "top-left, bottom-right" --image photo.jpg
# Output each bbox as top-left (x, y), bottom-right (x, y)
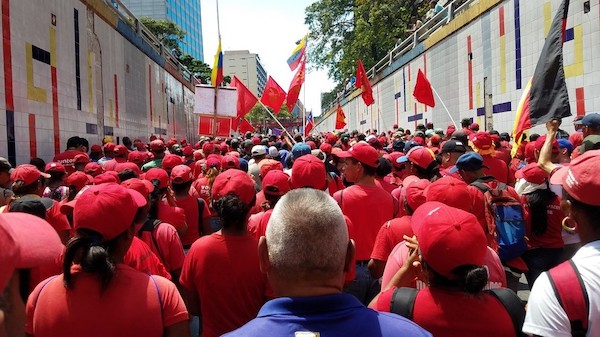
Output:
top-left (25, 184), bottom-right (190, 337)
top-left (398, 147), bottom-right (440, 182)
top-left (42, 162), bottom-right (68, 201)
top-left (371, 202), bottom-right (523, 337)
top-left (514, 163), bottom-right (563, 289)
top-left (180, 169), bottom-right (269, 337)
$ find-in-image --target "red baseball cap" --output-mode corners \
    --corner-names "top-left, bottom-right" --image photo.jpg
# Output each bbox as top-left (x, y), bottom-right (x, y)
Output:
top-left (252, 137), bottom-right (261, 145)
top-left (135, 142), bottom-right (147, 151)
top-left (121, 178), bottom-right (153, 199)
top-left (73, 184), bottom-right (146, 241)
top-left (44, 162), bottom-right (66, 174)
top-left (66, 171), bottom-right (91, 191)
top-left (470, 123), bottom-right (480, 131)
top-left (193, 151), bottom-right (204, 161)
top-left (162, 154), bottom-right (184, 171)
top-left (211, 169), bottom-right (256, 205)
top-left (74, 153), bottom-right (90, 165)
top-left (202, 142), bottom-right (215, 155)
top-left (219, 143), bottom-right (229, 153)
top-left (525, 142), bottom-right (537, 163)
top-left (262, 170), bottom-right (291, 196)
top-left (425, 176), bottom-right (472, 212)
top-left (0, 213), bottom-right (63, 290)
top-left (335, 142), bottom-right (379, 168)
top-left (413, 136), bottom-right (425, 146)
top-left (291, 154), bottom-right (327, 190)
top-left (405, 179), bottom-right (431, 211)
top-left (145, 168), bottom-right (169, 189)
top-left (90, 144), bottom-right (102, 153)
top-left (171, 165), bottom-right (194, 184)
top-left (115, 162), bottom-right (142, 175)
top-left (412, 202), bottom-right (487, 280)
top-left (515, 163), bottom-right (548, 185)
top-left (182, 145), bottom-right (194, 157)
top-left (11, 164), bottom-right (50, 185)
top-left (93, 172), bottom-right (119, 185)
top-left (550, 150), bottom-right (600, 205)
top-left (470, 131), bottom-right (493, 150)
top-left (128, 151), bottom-right (145, 165)
top-left (534, 135), bottom-right (559, 153)
top-left (399, 147), bottom-right (436, 169)
top-left (206, 156), bottom-right (222, 171)
top-left (320, 143), bottom-right (333, 155)
top-left (150, 139), bottom-right (166, 152)
top-left (84, 162), bottom-right (103, 176)
top-left (306, 141), bottom-right (317, 150)
top-left (103, 142), bottom-right (116, 152)
top-left (114, 145), bottom-right (128, 157)
top-left (221, 154), bottom-right (240, 170)
top-left (259, 159), bottom-right (283, 178)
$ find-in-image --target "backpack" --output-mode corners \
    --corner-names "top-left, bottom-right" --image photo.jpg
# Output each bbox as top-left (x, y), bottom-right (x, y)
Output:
top-left (471, 179), bottom-right (527, 262)
top-left (138, 218), bottom-right (163, 261)
top-left (546, 260), bottom-right (589, 337)
top-left (391, 287), bottom-right (526, 337)
top-left (196, 198), bottom-right (206, 235)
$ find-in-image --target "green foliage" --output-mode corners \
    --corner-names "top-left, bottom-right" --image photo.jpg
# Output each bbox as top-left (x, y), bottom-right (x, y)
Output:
top-left (140, 17), bottom-right (186, 55)
top-left (179, 54), bottom-right (212, 84)
top-left (246, 102), bottom-right (295, 122)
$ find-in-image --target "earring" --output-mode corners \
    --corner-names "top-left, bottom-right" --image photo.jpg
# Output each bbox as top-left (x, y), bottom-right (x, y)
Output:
top-left (562, 216), bottom-right (577, 234)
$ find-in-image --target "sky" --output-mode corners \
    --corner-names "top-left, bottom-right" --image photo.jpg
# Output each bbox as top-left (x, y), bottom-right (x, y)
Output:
top-left (201, 0), bottom-right (334, 116)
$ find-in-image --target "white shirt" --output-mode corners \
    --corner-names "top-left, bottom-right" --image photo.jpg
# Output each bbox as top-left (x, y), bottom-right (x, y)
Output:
top-left (523, 240), bottom-right (600, 336)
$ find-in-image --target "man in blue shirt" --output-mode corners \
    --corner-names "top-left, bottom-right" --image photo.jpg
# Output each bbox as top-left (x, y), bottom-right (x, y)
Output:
top-left (223, 188), bottom-right (431, 337)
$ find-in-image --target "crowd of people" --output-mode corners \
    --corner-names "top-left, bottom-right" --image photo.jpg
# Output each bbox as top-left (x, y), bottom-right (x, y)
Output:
top-left (0, 114), bottom-right (598, 337)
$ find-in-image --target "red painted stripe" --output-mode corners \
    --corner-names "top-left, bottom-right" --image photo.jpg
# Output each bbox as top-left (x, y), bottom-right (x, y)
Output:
top-left (576, 87), bottom-right (585, 116)
top-left (29, 114), bottom-right (37, 158)
top-left (499, 7), bottom-right (505, 36)
top-left (2, 0), bottom-right (13, 111)
top-left (51, 67), bottom-right (60, 155)
top-left (423, 54), bottom-right (428, 112)
top-left (149, 64), bottom-right (153, 122)
top-left (467, 36), bottom-right (473, 110)
top-left (114, 74), bottom-right (119, 127)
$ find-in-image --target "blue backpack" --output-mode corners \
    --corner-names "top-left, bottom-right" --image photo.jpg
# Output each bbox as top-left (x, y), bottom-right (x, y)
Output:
top-left (471, 180), bottom-right (527, 262)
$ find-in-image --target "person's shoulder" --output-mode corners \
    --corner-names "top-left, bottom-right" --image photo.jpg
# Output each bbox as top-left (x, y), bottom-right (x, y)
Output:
top-left (370, 309), bottom-right (432, 336)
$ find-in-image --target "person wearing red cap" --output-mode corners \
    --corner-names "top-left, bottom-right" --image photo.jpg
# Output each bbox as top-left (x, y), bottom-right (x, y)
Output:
top-left (97, 142), bottom-right (116, 167)
top-left (523, 149), bottom-right (600, 337)
top-left (247, 170), bottom-right (290, 240)
top-left (84, 162), bottom-right (103, 177)
top-left (371, 203), bottom-right (521, 337)
top-left (514, 163), bottom-right (564, 289)
top-left (53, 136), bottom-right (87, 174)
top-left (170, 165), bottom-right (211, 249)
top-left (144, 168), bottom-right (188, 236)
top-left (73, 153), bottom-right (91, 172)
top-left (102, 145), bottom-right (129, 172)
top-left (0, 213), bottom-right (63, 337)
top-left (470, 131), bottom-right (514, 185)
top-left (180, 170), bottom-right (269, 337)
top-left (374, 157), bottom-right (397, 194)
top-left (26, 184), bottom-right (189, 336)
top-left (162, 154), bottom-right (184, 175)
top-left (42, 162), bottom-right (68, 202)
top-left (64, 171), bottom-right (91, 202)
top-left (142, 139), bottom-right (167, 172)
top-left (334, 143), bottom-right (399, 305)
top-left (5, 165), bottom-right (71, 244)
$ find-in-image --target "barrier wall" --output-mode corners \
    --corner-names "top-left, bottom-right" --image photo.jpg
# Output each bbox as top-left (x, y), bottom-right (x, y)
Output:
top-left (317, 0), bottom-right (599, 137)
top-left (0, 0), bottom-right (197, 165)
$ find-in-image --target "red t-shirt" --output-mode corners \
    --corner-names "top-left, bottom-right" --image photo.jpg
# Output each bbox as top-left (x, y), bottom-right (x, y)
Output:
top-left (124, 237), bottom-right (171, 280)
top-left (495, 148), bottom-right (512, 165)
top-left (327, 173), bottom-right (346, 196)
top-left (247, 209), bottom-right (273, 240)
top-left (192, 177), bottom-right (211, 205)
top-left (102, 157), bottom-right (127, 172)
top-left (53, 150), bottom-right (83, 174)
top-left (522, 194), bottom-right (564, 249)
top-left (333, 184), bottom-right (397, 261)
top-left (374, 287), bottom-right (515, 337)
top-left (180, 233), bottom-right (269, 337)
top-left (249, 190), bottom-right (267, 215)
top-left (370, 216), bottom-right (413, 261)
top-left (137, 222), bottom-right (185, 272)
top-left (26, 264), bottom-right (188, 337)
top-left (156, 202), bottom-right (187, 232)
top-left (174, 194), bottom-right (211, 246)
top-left (375, 177), bottom-right (397, 194)
top-left (482, 154), bottom-right (514, 184)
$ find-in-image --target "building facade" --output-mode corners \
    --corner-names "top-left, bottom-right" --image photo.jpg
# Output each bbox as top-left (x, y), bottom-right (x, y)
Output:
top-left (223, 50), bottom-right (267, 97)
top-left (120, 0), bottom-right (204, 61)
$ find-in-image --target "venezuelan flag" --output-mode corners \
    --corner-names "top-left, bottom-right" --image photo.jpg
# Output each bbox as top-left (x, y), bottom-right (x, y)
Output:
top-left (287, 34), bottom-right (307, 71)
top-left (211, 38), bottom-right (223, 86)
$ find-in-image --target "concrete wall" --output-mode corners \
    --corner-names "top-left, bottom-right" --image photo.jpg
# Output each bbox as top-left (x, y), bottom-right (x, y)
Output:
top-left (0, 0), bottom-right (196, 165)
top-left (317, 0), bottom-right (599, 137)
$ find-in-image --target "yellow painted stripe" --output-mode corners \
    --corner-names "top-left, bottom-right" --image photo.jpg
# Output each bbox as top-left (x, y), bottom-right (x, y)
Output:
top-left (544, 2), bottom-right (552, 36)
top-left (88, 50), bottom-right (94, 113)
top-left (26, 43), bottom-right (47, 102)
top-left (49, 27), bottom-right (56, 67)
top-left (108, 99), bottom-right (114, 125)
top-left (500, 35), bottom-right (506, 94)
top-left (476, 82), bottom-right (481, 108)
top-left (565, 25), bottom-right (584, 78)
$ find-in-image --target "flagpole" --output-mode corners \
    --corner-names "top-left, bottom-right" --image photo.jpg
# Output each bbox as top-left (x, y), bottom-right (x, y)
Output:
top-left (430, 85), bottom-right (457, 128)
top-left (302, 36), bottom-right (307, 137)
top-left (258, 101), bottom-right (297, 144)
top-left (212, 0), bottom-right (221, 138)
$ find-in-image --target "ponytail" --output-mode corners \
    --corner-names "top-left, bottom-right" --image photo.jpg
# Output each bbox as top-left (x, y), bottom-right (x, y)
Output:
top-left (455, 264), bottom-right (489, 294)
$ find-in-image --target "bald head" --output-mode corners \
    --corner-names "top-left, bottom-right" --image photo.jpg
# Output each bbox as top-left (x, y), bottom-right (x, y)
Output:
top-left (266, 188), bottom-right (349, 282)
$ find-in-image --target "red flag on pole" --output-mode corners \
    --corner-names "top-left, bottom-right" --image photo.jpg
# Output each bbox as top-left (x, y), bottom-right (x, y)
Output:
top-left (286, 58), bottom-right (306, 112)
top-left (355, 60), bottom-right (374, 106)
top-left (238, 118), bottom-right (255, 134)
top-left (335, 104), bottom-right (346, 129)
top-left (304, 111), bottom-right (314, 136)
top-left (230, 75), bottom-right (258, 130)
top-left (260, 76), bottom-right (287, 114)
top-left (413, 69), bottom-right (435, 108)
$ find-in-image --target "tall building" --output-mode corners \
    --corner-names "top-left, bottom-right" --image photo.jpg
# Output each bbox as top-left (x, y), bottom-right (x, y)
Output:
top-left (222, 50), bottom-right (267, 97)
top-left (120, 0), bottom-right (204, 61)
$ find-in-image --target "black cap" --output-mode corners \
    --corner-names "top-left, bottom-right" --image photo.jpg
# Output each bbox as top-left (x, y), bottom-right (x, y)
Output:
top-left (441, 140), bottom-right (467, 154)
top-left (8, 196), bottom-right (54, 219)
top-left (451, 130), bottom-right (469, 144)
top-left (392, 140), bottom-right (405, 152)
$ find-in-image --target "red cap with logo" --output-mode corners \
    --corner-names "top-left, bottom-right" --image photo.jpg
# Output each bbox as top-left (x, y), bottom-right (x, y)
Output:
top-left (11, 164), bottom-right (51, 185)
top-left (470, 131), bottom-right (493, 150)
top-left (335, 142), bottom-right (379, 168)
top-left (516, 163), bottom-right (549, 185)
top-left (211, 169), bottom-right (256, 205)
top-left (534, 135), bottom-right (559, 153)
top-left (291, 154), bottom-right (327, 190)
top-left (262, 170), bottom-right (291, 196)
top-left (44, 162), bottom-right (66, 174)
top-left (73, 184), bottom-right (146, 241)
top-left (171, 165), bottom-right (194, 184)
top-left (412, 202), bottom-right (487, 280)
top-left (145, 168), bottom-right (169, 189)
top-left (550, 149), bottom-right (600, 206)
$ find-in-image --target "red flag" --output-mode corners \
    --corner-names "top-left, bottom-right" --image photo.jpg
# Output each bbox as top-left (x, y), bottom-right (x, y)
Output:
top-left (304, 111), bottom-right (314, 136)
top-left (238, 118), bottom-right (255, 134)
top-left (413, 69), bottom-right (435, 108)
top-left (355, 60), bottom-right (374, 106)
top-left (260, 76), bottom-right (287, 114)
top-left (335, 104), bottom-right (346, 129)
top-left (286, 58), bottom-right (306, 112)
top-left (230, 75), bottom-right (258, 130)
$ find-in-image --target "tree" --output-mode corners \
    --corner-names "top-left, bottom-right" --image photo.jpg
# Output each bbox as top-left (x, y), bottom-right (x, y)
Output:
top-left (179, 54), bottom-right (212, 84)
top-left (246, 103), bottom-right (295, 122)
top-left (140, 17), bottom-right (186, 56)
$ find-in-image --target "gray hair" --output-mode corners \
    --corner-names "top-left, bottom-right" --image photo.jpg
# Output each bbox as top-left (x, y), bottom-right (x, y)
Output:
top-left (266, 188), bottom-right (349, 281)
